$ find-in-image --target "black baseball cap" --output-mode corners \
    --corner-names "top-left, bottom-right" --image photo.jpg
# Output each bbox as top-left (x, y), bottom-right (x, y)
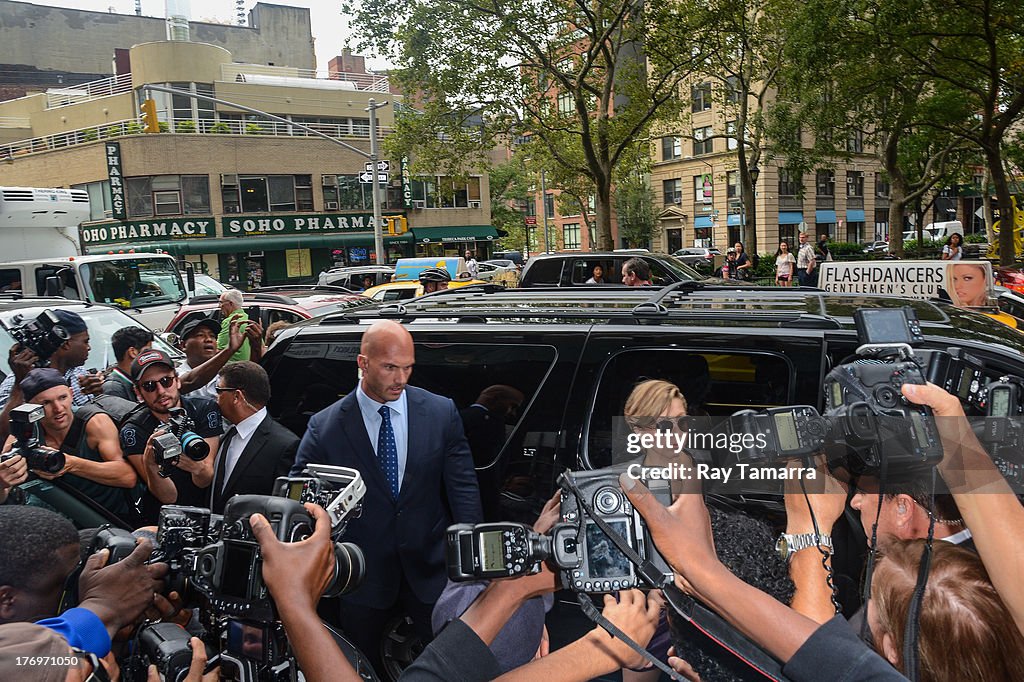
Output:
top-left (130, 348), bottom-right (176, 382)
top-left (180, 318), bottom-right (220, 341)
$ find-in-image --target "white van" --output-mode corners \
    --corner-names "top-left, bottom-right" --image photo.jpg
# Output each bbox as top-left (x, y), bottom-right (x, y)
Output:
top-left (902, 220), bottom-right (962, 242)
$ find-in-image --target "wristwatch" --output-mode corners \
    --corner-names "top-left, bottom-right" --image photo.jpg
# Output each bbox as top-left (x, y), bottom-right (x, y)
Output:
top-left (776, 533), bottom-right (833, 561)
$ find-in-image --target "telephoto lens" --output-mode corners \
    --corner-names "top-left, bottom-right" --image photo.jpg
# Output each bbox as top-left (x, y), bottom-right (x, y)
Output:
top-left (179, 430), bottom-right (210, 461)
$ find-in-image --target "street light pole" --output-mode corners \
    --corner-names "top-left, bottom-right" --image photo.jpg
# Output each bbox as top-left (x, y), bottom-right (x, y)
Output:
top-left (540, 169), bottom-right (550, 253)
top-left (366, 98), bottom-right (389, 266)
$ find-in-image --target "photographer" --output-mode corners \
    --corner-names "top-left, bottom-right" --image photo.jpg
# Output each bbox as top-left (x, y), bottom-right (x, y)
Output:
top-left (101, 326), bottom-right (154, 400)
top-left (0, 506), bottom-right (166, 657)
top-left (120, 349), bottom-right (221, 524)
top-left (250, 501), bottom-right (662, 682)
top-left (0, 369), bottom-right (136, 516)
top-left (0, 310), bottom-right (101, 442)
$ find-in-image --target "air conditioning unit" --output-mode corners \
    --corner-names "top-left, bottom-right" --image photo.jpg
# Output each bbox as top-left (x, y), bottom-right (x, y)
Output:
top-left (468, 200), bottom-right (481, 208)
top-left (322, 174), bottom-right (337, 186)
top-left (221, 174), bottom-right (238, 187)
top-left (412, 199), bottom-right (426, 209)
top-left (325, 201), bottom-right (339, 210)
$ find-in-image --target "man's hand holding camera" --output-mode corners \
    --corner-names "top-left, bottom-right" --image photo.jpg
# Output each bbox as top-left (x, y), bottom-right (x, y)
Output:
top-left (9, 343), bottom-right (39, 381)
top-left (251, 502), bottom-right (335, 614)
top-left (140, 430), bottom-right (182, 503)
top-left (77, 539), bottom-right (169, 639)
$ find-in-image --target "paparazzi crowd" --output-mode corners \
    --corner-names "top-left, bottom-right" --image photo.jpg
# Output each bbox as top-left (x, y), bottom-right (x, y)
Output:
top-left (0, 303), bottom-right (1023, 681)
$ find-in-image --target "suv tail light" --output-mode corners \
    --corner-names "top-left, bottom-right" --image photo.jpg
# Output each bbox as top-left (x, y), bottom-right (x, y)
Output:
top-left (997, 269), bottom-right (1024, 294)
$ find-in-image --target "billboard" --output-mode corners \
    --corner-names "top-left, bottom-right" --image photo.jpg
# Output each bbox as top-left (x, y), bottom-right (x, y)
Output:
top-left (818, 260), bottom-right (993, 308)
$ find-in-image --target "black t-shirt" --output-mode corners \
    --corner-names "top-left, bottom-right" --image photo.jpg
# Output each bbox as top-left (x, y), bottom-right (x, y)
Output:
top-left (119, 396), bottom-right (221, 523)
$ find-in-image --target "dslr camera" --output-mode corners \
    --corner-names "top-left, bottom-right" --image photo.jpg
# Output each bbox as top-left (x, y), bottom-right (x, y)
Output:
top-left (978, 377), bottom-right (1024, 484)
top-left (152, 408), bottom-right (210, 477)
top-left (1, 309), bottom-right (69, 366)
top-left (0, 403), bottom-right (64, 474)
top-left (447, 467), bottom-right (673, 593)
top-left (822, 307), bottom-right (943, 476)
top-left (273, 463), bottom-right (366, 535)
top-left (192, 495), bottom-right (365, 622)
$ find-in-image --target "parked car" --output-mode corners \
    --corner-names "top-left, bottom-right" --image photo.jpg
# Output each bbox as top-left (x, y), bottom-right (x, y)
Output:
top-left (317, 265), bottom-right (395, 290)
top-left (996, 263), bottom-right (1024, 295)
top-left (362, 278), bottom-right (488, 302)
top-left (518, 251), bottom-right (738, 287)
top-left (492, 250), bottom-right (524, 266)
top-left (163, 286), bottom-right (373, 340)
top-left (673, 247), bottom-right (723, 270)
top-left (181, 271), bottom-right (231, 298)
top-left (862, 241), bottom-right (890, 255)
top-left (0, 295), bottom-right (182, 377)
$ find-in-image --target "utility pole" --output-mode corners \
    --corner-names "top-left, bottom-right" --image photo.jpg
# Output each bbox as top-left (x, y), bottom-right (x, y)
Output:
top-left (540, 169), bottom-right (550, 253)
top-left (367, 98), bottom-right (389, 265)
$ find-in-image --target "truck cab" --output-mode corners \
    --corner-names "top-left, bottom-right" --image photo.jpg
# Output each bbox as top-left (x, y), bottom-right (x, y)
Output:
top-left (0, 254), bottom-right (187, 331)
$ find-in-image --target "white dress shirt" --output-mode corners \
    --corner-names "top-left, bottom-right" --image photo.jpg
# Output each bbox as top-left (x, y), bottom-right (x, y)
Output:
top-left (177, 358), bottom-right (218, 401)
top-left (356, 383), bottom-right (409, 490)
top-left (219, 407), bottom-right (267, 492)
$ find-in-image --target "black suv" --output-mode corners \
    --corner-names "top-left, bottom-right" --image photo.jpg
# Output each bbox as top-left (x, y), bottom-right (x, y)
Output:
top-left (518, 251), bottom-right (740, 287)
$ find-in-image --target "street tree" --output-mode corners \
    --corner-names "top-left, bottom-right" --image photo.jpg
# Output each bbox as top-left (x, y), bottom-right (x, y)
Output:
top-left (345, 0), bottom-right (716, 250)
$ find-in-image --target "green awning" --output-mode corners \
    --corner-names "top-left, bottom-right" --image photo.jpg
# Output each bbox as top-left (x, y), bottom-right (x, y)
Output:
top-left (84, 232), bottom-right (413, 256)
top-left (412, 225), bottom-right (498, 244)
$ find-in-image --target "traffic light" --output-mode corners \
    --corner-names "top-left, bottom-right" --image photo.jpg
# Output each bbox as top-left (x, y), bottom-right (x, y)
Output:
top-left (385, 216), bottom-right (408, 236)
top-left (140, 99), bottom-right (159, 134)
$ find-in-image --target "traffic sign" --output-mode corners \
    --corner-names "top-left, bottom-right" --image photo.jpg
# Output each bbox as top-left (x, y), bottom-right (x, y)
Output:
top-left (359, 171), bottom-right (390, 184)
top-left (364, 160), bottom-right (391, 172)
top-left (525, 216), bottom-right (537, 225)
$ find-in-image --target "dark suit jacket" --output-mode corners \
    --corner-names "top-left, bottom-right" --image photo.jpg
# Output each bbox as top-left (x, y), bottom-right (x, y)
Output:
top-left (212, 413), bottom-right (299, 514)
top-left (292, 385), bottom-right (483, 607)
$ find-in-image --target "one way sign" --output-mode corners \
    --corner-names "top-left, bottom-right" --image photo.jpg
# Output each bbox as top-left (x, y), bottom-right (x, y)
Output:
top-left (359, 171), bottom-right (389, 184)
top-left (364, 160), bottom-right (391, 173)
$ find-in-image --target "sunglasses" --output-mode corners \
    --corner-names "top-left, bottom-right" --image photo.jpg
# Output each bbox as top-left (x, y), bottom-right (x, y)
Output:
top-left (138, 375), bottom-right (175, 393)
top-left (629, 416), bottom-right (687, 432)
top-left (215, 386), bottom-right (240, 393)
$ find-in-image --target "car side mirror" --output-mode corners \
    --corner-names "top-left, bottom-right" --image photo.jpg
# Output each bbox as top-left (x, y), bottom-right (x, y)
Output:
top-left (44, 275), bottom-right (62, 297)
top-left (159, 331), bottom-right (180, 348)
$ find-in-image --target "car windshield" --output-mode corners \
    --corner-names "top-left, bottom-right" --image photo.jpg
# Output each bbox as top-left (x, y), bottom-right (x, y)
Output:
top-left (0, 304), bottom-right (181, 379)
top-left (82, 258), bottom-right (187, 308)
top-left (192, 275), bottom-right (228, 296)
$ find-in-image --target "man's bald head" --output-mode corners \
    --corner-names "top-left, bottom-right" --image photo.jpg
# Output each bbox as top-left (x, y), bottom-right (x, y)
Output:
top-left (361, 320), bottom-right (413, 356)
top-left (358, 321), bottom-right (415, 403)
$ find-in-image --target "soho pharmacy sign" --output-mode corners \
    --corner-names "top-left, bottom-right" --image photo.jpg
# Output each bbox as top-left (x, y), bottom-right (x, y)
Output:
top-left (81, 218), bottom-right (215, 245)
top-left (223, 212), bottom-right (404, 235)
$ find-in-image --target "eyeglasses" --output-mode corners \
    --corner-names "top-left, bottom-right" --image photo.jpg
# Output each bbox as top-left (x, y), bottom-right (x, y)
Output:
top-left (628, 416), bottom-right (686, 431)
top-left (215, 386), bottom-right (240, 393)
top-left (138, 375), bottom-right (175, 393)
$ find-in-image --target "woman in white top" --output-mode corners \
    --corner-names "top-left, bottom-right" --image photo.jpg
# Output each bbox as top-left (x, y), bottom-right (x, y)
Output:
top-left (774, 241), bottom-right (796, 286)
top-left (942, 232), bottom-right (964, 261)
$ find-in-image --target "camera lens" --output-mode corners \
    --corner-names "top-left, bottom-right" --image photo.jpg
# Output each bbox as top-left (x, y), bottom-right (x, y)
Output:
top-left (324, 542), bottom-right (365, 597)
top-left (180, 431), bottom-right (210, 461)
top-left (594, 487), bottom-right (622, 515)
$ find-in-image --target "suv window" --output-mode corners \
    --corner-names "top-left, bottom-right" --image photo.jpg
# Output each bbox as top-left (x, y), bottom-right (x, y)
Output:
top-left (570, 260), bottom-right (620, 284)
top-left (523, 259), bottom-right (563, 285)
top-left (585, 349), bottom-right (794, 469)
top-left (0, 268), bottom-right (22, 292)
top-left (267, 340), bottom-right (558, 472)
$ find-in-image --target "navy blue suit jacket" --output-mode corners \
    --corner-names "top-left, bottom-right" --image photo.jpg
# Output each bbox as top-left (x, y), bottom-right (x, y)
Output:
top-left (291, 385), bottom-right (483, 606)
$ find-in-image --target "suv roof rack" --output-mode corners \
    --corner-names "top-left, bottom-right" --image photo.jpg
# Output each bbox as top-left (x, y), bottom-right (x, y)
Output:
top-left (188, 293), bottom-right (300, 305)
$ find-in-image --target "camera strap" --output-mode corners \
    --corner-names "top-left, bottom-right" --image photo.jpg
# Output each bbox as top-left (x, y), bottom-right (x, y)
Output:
top-left (561, 476), bottom-right (788, 680)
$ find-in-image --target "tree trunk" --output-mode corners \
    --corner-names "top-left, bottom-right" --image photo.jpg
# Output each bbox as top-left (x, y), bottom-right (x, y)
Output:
top-left (889, 177), bottom-right (907, 258)
top-left (982, 166), bottom-right (996, 245)
top-left (987, 147), bottom-right (1016, 265)
top-left (595, 180), bottom-right (614, 250)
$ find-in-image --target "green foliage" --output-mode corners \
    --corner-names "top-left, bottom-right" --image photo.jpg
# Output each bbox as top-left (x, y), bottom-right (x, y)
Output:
top-left (157, 122), bottom-right (169, 133)
top-left (753, 255), bottom-right (777, 279)
top-left (349, 0), bottom-right (718, 249)
top-left (245, 123), bottom-right (264, 135)
top-left (210, 122), bottom-right (231, 134)
top-left (80, 129), bottom-right (98, 142)
top-left (125, 122), bottom-right (142, 135)
top-left (964, 233), bottom-right (988, 244)
top-left (828, 241), bottom-right (867, 256)
top-left (489, 159), bottom-right (532, 252)
top-left (175, 120), bottom-right (196, 133)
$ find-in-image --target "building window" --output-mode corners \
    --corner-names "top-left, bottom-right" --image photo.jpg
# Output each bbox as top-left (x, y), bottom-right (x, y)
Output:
top-left (693, 126), bottom-right (713, 155)
top-left (779, 224), bottom-right (797, 247)
top-left (778, 169), bottom-right (802, 197)
top-left (661, 136), bottom-right (682, 161)
top-left (544, 193), bottom-right (555, 219)
top-left (694, 174), bottom-right (712, 203)
top-left (846, 130), bottom-right (864, 153)
top-left (691, 82), bottom-right (712, 112)
top-left (816, 170), bottom-right (835, 196)
top-left (72, 180), bottom-right (112, 220)
top-left (557, 91), bottom-right (575, 115)
top-left (663, 179), bottom-right (682, 205)
top-left (725, 121), bottom-right (739, 151)
top-left (725, 75), bottom-right (741, 104)
top-left (125, 174), bottom-right (210, 218)
top-left (726, 170), bottom-right (738, 199)
top-left (846, 171), bottom-right (864, 197)
top-left (220, 175), bottom-right (315, 213)
top-left (406, 176), bottom-right (482, 209)
top-left (563, 223), bottom-right (581, 249)
top-left (875, 173), bottom-right (890, 197)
